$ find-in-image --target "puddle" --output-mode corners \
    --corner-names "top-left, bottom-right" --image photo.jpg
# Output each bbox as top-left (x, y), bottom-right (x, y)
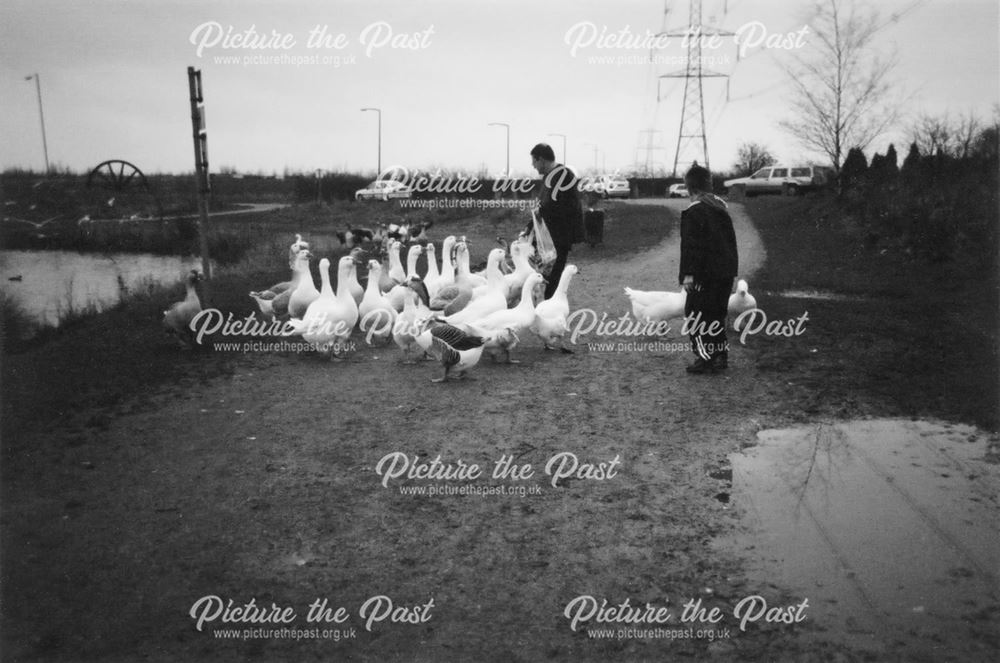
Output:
top-left (772, 289), bottom-right (869, 301)
top-left (718, 419), bottom-right (999, 659)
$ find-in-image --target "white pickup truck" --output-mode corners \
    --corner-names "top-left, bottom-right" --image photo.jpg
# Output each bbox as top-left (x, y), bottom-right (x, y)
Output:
top-left (724, 165), bottom-right (832, 197)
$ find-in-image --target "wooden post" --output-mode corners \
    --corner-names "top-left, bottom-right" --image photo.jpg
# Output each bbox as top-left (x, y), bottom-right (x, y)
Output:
top-left (187, 67), bottom-right (213, 289)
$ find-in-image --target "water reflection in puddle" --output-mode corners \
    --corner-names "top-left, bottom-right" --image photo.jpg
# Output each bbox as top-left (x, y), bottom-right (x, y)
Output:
top-left (719, 419), bottom-right (999, 659)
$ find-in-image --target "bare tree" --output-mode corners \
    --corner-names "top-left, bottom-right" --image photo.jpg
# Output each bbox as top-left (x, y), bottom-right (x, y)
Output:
top-left (733, 142), bottom-right (777, 176)
top-left (780, 0), bottom-right (902, 173)
top-left (911, 110), bottom-right (983, 158)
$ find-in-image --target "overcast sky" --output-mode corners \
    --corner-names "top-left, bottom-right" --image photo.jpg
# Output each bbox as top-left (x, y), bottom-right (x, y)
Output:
top-left (1, 0), bottom-right (997, 177)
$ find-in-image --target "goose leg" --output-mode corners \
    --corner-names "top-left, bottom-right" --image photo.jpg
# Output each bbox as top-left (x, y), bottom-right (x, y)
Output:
top-left (430, 366), bottom-right (450, 382)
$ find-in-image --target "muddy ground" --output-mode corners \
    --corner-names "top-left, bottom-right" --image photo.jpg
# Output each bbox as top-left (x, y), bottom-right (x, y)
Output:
top-left (1, 199), bottom-right (996, 662)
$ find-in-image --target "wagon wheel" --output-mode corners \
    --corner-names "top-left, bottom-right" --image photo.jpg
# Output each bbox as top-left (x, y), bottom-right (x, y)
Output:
top-left (85, 159), bottom-right (163, 219)
top-left (87, 159), bottom-right (149, 192)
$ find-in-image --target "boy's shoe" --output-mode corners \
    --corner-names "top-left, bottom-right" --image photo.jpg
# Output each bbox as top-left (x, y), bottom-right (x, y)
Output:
top-left (686, 357), bottom-right (715, 374)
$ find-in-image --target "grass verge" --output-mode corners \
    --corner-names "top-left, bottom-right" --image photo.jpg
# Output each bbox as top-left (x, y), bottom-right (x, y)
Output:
top-left (741, 194), bottom-right (998, 430)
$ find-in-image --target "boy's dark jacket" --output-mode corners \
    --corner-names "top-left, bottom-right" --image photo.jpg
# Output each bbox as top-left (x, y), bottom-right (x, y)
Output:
top-left (679, 194), bottom-right (738, 284)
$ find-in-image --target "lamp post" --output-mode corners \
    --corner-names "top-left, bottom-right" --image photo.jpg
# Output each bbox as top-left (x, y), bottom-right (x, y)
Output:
top-left (548, 133), bottom-right (566, 164)
top-left (24, 73), bottom-right (50, 173)
top-left (488, 122), bottom-right (509, 177)
top-left (584, 142), bottom-right (600, 174)
top-left (360, 107), bottom-right (381, 175)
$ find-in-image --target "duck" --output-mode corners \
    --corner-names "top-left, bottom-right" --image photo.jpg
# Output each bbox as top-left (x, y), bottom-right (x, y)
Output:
top-left (462, 271), bottom-right (545, 363)
top-left (728, 279), bottom-right (757, 330)
top-left (387, 244), bottom-right (423, 311)
top-left (287, 256), bottom-right (359, 358)
top-left (271, 249), bottom-right (311, 319)
top-left (532, 263), bottom-right (578, 353)
top-left (444, 248), bottom-right (508, 326)
top-left (429, 241), bottom-right (474, 314)
top-left (163, 270), bottom-right (203, 347)
top-left (359, 260), bottom-right (397, 345)
top-left (288, 233), bottom-right (309, 269)
top-left (287, 252), bottom-right (321, 319)
top-left (623, 286), bottom-right (687, 323)
top-left (425, 322), bottom-right (488, 382)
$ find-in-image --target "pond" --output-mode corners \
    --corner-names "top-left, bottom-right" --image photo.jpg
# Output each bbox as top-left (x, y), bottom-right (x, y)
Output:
top-left (0, 250), bottom-right (204, 332)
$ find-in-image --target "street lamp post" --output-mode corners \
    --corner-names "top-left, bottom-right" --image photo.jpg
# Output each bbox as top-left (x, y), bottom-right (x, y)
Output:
top-left (488, 122), bottom-right (509, 177)
top-left (24, 73), bottom-right (50, 173)
top-left (548, 133), bottom-right (566, 164)
top-left (584, 142), bottom-right (600, 174)
top-left (360, 107), bottom-right (381, 175)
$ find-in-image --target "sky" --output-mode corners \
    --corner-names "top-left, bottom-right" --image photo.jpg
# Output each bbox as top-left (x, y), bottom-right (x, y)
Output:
top-left (1, 0), bottom-right (997, 178)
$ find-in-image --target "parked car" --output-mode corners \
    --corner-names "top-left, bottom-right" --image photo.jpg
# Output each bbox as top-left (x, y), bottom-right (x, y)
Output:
top-left (355, 180), bottom-right (413, 201)
top-left (578, 176), bottom-right (602, 194)
top-left (599, 175), bottom-right (630, 199)
top-left (724, 165), bottom-right (832, 197)
top-left (667, 183), bottom-right (689, 198)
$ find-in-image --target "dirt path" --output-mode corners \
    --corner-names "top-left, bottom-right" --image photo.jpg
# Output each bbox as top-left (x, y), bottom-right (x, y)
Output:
top-left (3, 201), bottom-right (828, 662)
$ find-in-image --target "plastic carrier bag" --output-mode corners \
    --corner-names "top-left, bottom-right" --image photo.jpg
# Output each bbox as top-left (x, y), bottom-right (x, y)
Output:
top-left (529, 208), bottom-right (557, 270)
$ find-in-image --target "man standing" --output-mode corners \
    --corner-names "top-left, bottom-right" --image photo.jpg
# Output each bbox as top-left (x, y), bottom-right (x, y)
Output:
top-left (527, 143), bottom-right (585, 299)
top-left (679, 164), bottom-right (738, 374)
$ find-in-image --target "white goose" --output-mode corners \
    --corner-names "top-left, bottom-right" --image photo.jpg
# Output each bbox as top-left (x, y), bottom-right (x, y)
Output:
top-left (359, 260), bottom-right (397, 345)
top-left (163, 270), bottom-right (203, 346)
top-left (501, 239), bottom-right (538, 305)
top-left (430, 241), bottom-right (475, 315)
top-left (471, 243), bottom-right (512, 299)
top-left (393, 288), bottom-right (425, 363)
top-left (345, 248), bottom-right (365, 306)
top-left (422, 243), bottom-right (442, 299)
top-left (728, 279), bottom-right (757, 330)
top-left (288, 233), bottom-right (309, 269)
top-left (623, 286), bottom-right (687, 323)
top-left (463, 271), bottom-right (545, 363)
top-left (387, 244), bottom-right (423, 311)
top-left (288, 252), bottom-right (321, 319)
top-left (532, 263), bottom-right (578, 352)
top-left (455, 239), bottom-right (487, 289)
top-left (444, 248), bottom-right (507, 326)
top-left (437, 235), bottom-right (457, 289)
top-left (382, 240), bottom-right (407, 291)
top-left (271, 249), bottom-right (311, 319)
top-left (287, 256), bottom-right (359, 358)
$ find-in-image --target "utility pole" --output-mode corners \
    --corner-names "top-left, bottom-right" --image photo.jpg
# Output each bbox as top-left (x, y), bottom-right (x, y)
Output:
top-left (361, 108), bottom-right (382, 174)
top-left (634, 129), bottom-right (666, 176)
top-left (488, 122), bottom-right (510, 176)
top-left (24, 74), bottom-right (50, 173)
top-left (548, 133), bottom-right (567, 164)
top-left (187, 66), bottom-right (213, 286)
top-left (657, 0), bottom-right (733, 176)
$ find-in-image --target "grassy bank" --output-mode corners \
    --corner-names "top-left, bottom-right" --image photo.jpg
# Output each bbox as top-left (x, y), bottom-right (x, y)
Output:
top-left (740, 194), bottom-right (999, 430)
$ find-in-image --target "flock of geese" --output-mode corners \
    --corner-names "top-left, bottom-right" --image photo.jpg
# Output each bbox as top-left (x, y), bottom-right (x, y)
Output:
top-left (163, 232), bottom-right (757, 381)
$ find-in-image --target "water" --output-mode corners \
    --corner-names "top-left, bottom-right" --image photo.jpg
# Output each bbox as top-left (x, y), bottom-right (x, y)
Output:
top-left (717, 419), bottom-right (999, 660)
top-left (0, 250), bottom-right (203, 330)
